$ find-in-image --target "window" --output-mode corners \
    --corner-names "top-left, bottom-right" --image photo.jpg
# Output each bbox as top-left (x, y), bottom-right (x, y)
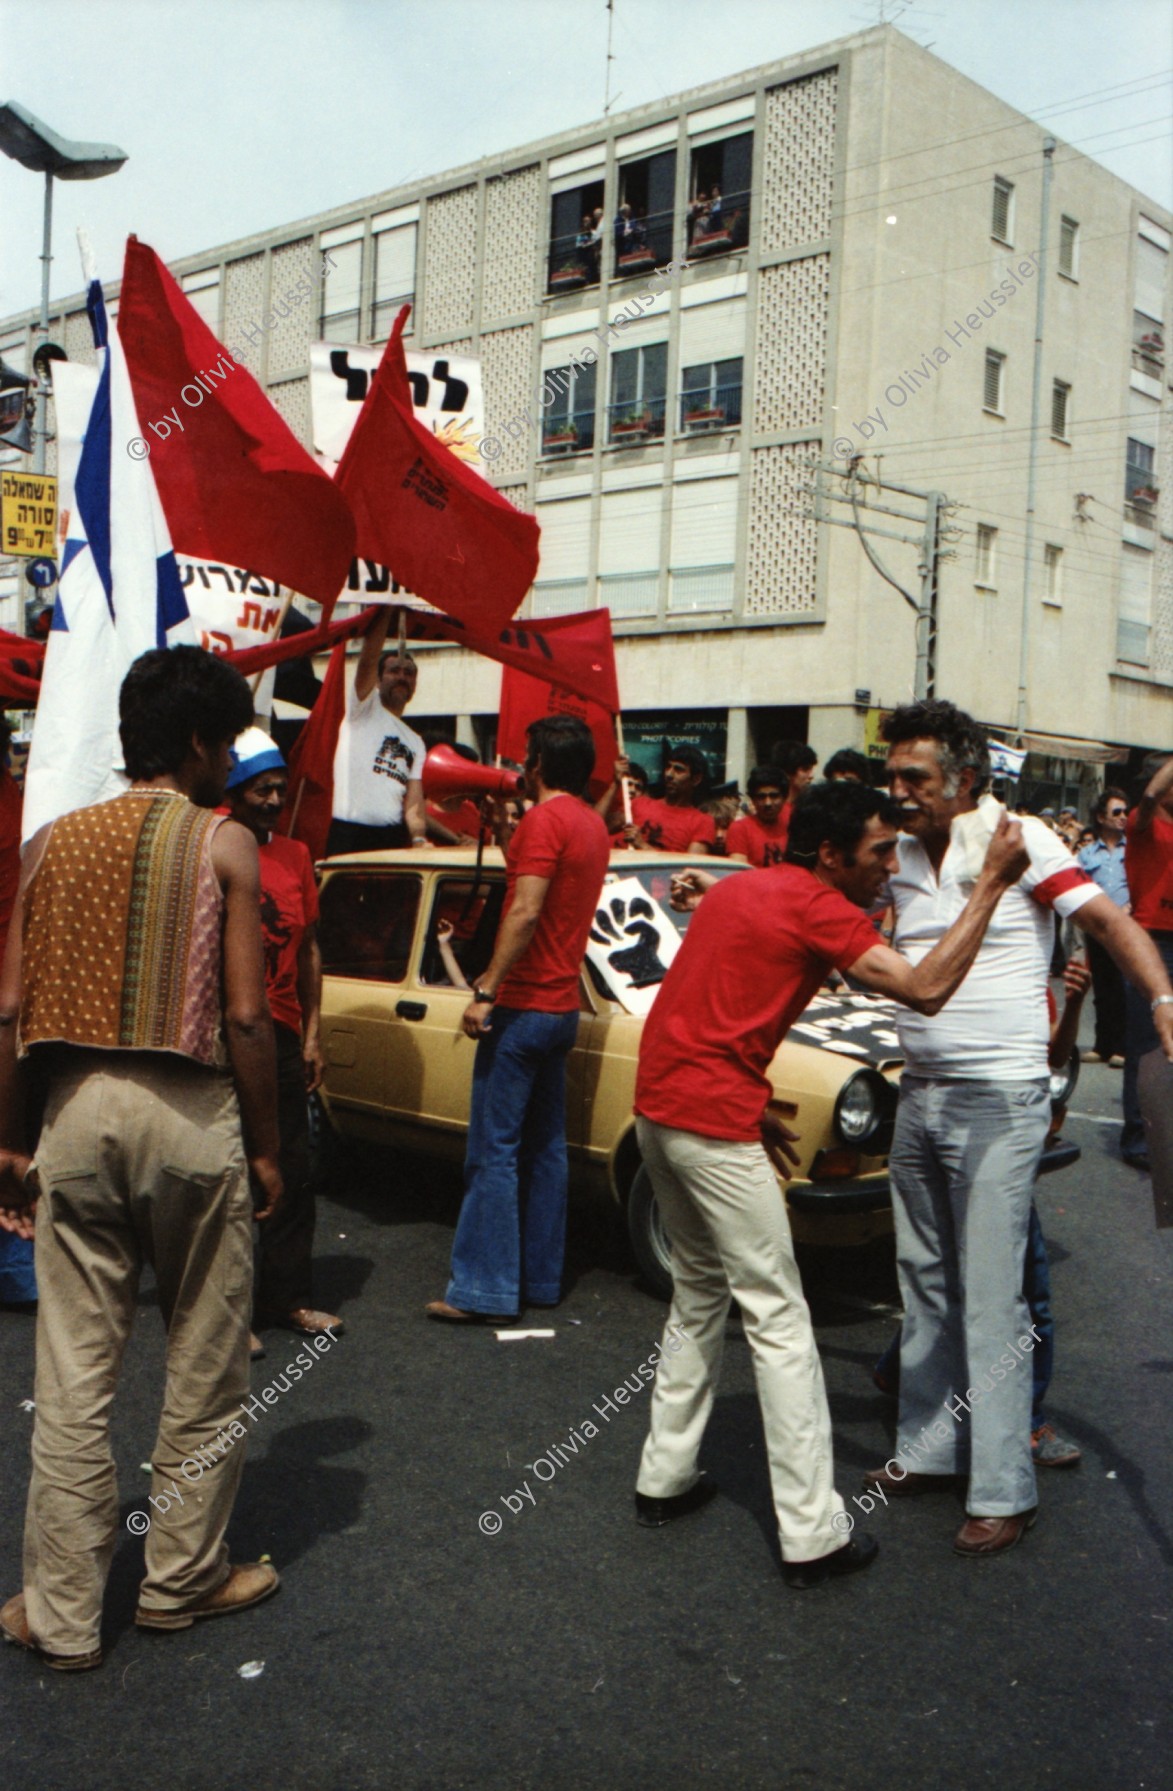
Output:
top-left (1135, 231), bottom-right (1168, 323)
top-left (686, 133), bottom-right (753, 259)
top-left (541, 358), bottom-right (596, 454)
top-left (615, 150), bottom-right (675, 279)
top-left (992, 177), bottom-right (1014, 244)
top-left (679, 357), bottom-right (743, 432)
top-left (598, 489), bottom-right (661, 618)
top-left (547, 179), bottom-right (605, 295)
top-left (975, 524), bottom-right (997, 588)
top-left (1058, 216), bottom-right (1079, 279)
top-left (1051, 380), bottom-right (1070, 441)
top-left (668, 477), bottom-right (737, 614)
top-left (1044, 544), bottom-right (1063, 606)
top-left (1117, 545), bottom-right (1153, 665)
top-left (320, 238), bottom-right (362, 343)
top-left (371, 223), bottom-right (416, 339)
top-left (1126, 438), bottom-right (1157, 515)
top-left (319, 873), bottom-right (421, 982)
top-left (608, 342), bottom-right (668, 443)
top-left (421, 879), bottom-right (507, 988)
top-left (983, 349), bottom-right (1005, 414)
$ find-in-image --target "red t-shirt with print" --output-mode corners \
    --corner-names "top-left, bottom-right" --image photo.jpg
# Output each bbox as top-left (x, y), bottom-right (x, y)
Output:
top-left (258, 833), bottom-right (319, 1033)
top-left (725, 811), bottom-right (788, 867)
top-left (496, 795), bottom-right (611, 1012)
top-left (636, 865), bottom-right (880, 1141)
top-left (631, 794), bottom-right (716, 853)
top-left (1125, 808), bottom-right (1173, 932)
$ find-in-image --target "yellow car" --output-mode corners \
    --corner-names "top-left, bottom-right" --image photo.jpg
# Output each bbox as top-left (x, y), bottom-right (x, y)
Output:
top-left (316, 848), bottom-right (908, 1299)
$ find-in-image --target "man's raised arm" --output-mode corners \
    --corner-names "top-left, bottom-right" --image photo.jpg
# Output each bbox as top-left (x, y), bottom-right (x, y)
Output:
top-left (848, 813), bottom-right (1028, 1014)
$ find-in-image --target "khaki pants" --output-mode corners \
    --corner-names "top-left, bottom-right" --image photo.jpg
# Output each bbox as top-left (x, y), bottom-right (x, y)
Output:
top-left (635, 1118), bottom-right (848, 1562)
top-left (23, 1052), bottom-right (253, 1657)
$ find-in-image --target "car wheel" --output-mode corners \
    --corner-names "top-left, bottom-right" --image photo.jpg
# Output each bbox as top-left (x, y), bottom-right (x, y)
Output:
top-left (626, 1163), bottom-right (674, 1300)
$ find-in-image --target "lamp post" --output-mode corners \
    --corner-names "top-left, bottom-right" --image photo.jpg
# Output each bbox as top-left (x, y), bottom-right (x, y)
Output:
top-left (0, 102), bottom-right (128, 475)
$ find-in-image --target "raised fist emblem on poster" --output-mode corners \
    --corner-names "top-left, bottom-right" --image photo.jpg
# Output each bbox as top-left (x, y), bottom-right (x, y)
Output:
top-left (590, 895), bottom-right (669, 989)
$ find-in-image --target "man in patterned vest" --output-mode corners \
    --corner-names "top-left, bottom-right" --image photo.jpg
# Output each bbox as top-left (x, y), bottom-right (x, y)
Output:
top-left (0, 647), bottom-right (283, 1672)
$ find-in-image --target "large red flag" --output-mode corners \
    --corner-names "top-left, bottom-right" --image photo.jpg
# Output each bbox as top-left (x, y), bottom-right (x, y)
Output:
top-left (283, 637), bottom-right (348, 862)
top-left (497, 666), bottom-right (618, 800)
top-left (334, 306), bottom-right (539, 634)
top-left (117, 238), bottom-right (355, 605)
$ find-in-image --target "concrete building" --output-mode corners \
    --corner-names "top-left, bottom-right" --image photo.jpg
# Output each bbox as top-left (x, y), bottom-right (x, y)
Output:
top-left (2, 22), bottom-right (1169, 796)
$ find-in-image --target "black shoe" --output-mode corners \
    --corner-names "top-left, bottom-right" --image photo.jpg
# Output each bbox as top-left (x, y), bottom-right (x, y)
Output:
top-left (1123, 1151), bottom-right (1151, 1172)
top-left (782, 1533), bottom-right (879, 1589)
top-left (635, 1474), bottom-right (719, 1528)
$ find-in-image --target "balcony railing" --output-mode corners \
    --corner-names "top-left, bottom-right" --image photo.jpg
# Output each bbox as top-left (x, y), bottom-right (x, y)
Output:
top-left (605, 395), bottom-right (667, 446)
top-left (547, 230), bottom-right (602, 296)
top-left (541, 412), bottom-right (595, 456)
top-left (684, 188), bottom-right (751, 260)
top-left (612, 207), bottom-right (673, 280)
top-left (678, 382), bottom-right (743, 434)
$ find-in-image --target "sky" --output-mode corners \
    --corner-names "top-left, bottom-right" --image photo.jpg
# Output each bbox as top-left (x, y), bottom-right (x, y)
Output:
top-left (0, 0), bottom-right (1170, 320)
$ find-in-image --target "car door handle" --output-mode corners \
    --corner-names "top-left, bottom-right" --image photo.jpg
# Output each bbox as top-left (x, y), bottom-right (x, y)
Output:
top-left (396, 1000), bottom-right (428, 1021)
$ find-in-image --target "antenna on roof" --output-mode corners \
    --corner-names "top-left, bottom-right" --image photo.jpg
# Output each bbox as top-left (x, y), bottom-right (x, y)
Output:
top-left (604, 0), bottom-right (618, 116)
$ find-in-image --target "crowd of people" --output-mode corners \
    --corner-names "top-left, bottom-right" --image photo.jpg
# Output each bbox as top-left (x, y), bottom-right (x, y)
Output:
top-left (0, 639), bottom-right (1171, 1666)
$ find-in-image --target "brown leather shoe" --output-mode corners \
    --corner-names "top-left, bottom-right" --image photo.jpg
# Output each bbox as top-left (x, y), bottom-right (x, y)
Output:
top-left (0, 1592), bottom-right (103, 1671)
top-left (864, 1467), bottom-right (965, 1496)
top-left (953, 1509), bottom-right (1037, 1556)
top-left (425, 1299), bottom-right (518, 1325)
top-left (135, 1562), bottom-right (280, 1631)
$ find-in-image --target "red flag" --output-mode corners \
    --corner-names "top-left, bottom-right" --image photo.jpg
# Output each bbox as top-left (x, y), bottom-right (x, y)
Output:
top-left (283, 638), bottom-right (348, 862)
top-left (117, 238), bottom-right (356, 605)
top-left (497, 666), bottom-right (617, 800)
top-left (334, 306), bottom-right (539, 634)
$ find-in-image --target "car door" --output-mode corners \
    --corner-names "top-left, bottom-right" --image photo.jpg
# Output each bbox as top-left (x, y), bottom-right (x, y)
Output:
top-left (318, 867), bottom-right (424, 1127)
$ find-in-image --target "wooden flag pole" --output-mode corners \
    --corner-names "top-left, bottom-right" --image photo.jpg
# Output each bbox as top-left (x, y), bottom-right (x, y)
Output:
top-left (248, 585), bottom-right (297, 698)
top-left (614, 713), bottom-right (633, 826)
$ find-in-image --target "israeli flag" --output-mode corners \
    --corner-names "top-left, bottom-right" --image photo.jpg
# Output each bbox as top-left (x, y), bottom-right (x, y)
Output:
top-left (23, 280), bottom-right (195, 840)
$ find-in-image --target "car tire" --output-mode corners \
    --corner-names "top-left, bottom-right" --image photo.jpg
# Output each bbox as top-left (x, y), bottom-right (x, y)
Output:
top-left (626, 1163), bottom-right (674, 1301)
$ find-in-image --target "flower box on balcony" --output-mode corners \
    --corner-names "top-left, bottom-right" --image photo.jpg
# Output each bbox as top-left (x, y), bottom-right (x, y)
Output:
top-left (612, 413), bottom-right (653, 444)
top-left (683, 406), bottom-right (727, 433)
top-left (550, 264), bottom-right (588, 292)
top-left (687, 229), bottom-right (734, 259)
top-left (1130, 486), bottom-right (1158, 507)
top-left (617, 248), bottom-right (657, 275)
top-left (543, 429), bottom-right (579, 455)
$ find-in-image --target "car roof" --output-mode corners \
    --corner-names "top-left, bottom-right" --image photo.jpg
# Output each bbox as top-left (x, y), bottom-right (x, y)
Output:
top-left (316, 846), bottom-right (724, 871)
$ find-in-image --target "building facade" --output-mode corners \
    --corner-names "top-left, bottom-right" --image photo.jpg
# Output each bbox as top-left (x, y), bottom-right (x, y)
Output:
top-left (1, 23), bottom-right (1169, 790)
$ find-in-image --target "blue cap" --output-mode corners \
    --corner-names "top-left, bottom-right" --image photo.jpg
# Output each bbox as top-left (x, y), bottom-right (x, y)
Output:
top-left (226, 726), bottom-right (286, 790)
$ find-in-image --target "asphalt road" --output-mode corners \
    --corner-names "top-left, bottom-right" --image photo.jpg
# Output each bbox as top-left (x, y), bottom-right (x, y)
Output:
top-left (1, 1056), bottom-right (1170, 1791)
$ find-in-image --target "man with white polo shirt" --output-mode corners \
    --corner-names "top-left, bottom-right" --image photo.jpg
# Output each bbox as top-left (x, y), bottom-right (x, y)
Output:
top-left (866, 700), bottom-right (1173, 1557)
top-left (327, 609), bottom-right (428, 857)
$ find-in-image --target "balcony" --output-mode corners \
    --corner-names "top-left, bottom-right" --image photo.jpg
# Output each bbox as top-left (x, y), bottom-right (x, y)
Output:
top-left (605, 396), bottom-right (667, 447)
top-left (679, 382), bottom-right (742, 435)
top-left (540, 414), bottom-right (594, 458)
top-left (612, 206), bottom-right (673, 280)
top-left (684, 187), bottom-right (751, 261)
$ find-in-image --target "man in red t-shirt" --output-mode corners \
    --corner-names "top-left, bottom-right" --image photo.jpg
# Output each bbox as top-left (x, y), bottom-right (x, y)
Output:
top-left (726, 767), bottom-right (788, 866)
top-left (1121, 753), bottom-right (1173, 1166)
top-left (632, 780), bottom-right (1030, 1587)
top-left (629, 745), bottom-right (716, 854)
top-left (226, 730), bottom-right (339, 1342)
top-left (427, 716), bottom-right (611, 1324)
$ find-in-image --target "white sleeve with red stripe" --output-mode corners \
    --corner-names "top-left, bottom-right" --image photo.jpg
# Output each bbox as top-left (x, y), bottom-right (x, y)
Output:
top-left (1020, 817), bottom-right (1099, 916)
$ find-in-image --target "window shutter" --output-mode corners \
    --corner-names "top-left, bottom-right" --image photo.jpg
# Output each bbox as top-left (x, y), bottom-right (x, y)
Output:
top-left (983, 350), bottom-right (1003, 412)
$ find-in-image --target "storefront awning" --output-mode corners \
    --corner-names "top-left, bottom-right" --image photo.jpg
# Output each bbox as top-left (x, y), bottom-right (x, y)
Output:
top-left (1020, 731), bottom-right (1129, 766)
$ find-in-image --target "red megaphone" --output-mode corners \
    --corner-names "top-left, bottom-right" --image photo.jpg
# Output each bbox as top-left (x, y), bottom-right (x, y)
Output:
top-left (421, 743), bottom-right (525, 803)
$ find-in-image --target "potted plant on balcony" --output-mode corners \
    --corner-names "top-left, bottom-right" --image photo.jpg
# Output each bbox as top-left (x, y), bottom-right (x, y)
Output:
top-left (550, 260), bottom-right (588, 292)
top-left (1130, 484), bottom-right (1158, 508)
top-left (543, 421), bottom-right (579, 455)
top-left (612, 408), bottom-right (653, 443)
top-left (683, 401), bottom-right (727, 432)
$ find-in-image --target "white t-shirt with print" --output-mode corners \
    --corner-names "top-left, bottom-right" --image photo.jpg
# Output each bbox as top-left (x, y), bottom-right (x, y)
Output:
top-left (331, 687), bottom-right (425, 827)
top-left (891, 811), bottom-right (1098, 1080)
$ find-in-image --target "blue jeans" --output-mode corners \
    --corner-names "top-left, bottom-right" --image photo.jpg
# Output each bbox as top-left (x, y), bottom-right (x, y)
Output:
top-left (0, 1229), bottom-right (36, 1303)
top-left (876, 1201), bottom-right (1054, 1427)
top-left (446, 1006), bottom-right (580, 1315)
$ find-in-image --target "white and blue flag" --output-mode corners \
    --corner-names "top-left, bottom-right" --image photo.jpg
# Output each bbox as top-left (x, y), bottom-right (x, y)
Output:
top-left (23, 280), bottom-right (195, 840)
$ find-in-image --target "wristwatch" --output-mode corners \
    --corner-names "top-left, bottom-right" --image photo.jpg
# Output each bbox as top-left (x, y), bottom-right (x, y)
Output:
top-left (473, 987), bottom-right (497, 1005)
top-left (1152, 994), bottom-right (1173, 1014)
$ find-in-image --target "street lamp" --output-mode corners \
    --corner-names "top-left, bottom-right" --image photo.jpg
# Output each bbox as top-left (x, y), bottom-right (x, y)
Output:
top-left (0, 101), bottom-right (128, 476)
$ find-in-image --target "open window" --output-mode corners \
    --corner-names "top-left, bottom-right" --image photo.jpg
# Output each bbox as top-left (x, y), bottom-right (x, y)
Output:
top-left (542, 358), bottom-right (596, 455)
top-left (421, 877), bottom-right (508, 988)
top-left (680, 356), bottom-right (742, 432)
top-left (614, 149), bottom-right (675, 280)
top-left (686, 134), bottom-right (752, 259)
top-left (319, 873), bottom-right (421, 982)
top-left (548, 180), bottom-right (605, 295)
top-left (608, 342), bottom-right (668, 445)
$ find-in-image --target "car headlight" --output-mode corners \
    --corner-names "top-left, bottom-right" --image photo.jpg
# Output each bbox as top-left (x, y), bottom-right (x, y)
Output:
top-left (833, 1069), bottom-right (893, 1150)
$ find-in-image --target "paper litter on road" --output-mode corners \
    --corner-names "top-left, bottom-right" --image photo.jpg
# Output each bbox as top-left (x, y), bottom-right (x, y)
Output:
top-left (18, 1399), bottom-right (35, 1412)
top-left (237, 1660), bottom-right (265, 1679)
top-left (495, 1328), bottom-right (556, 1342)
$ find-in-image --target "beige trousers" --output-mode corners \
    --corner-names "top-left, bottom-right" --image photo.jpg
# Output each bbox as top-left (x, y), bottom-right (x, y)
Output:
top-left (23, 1052), bottom-right (253, 1657)
top-left (635, 1118), bottom-right (848, 1562)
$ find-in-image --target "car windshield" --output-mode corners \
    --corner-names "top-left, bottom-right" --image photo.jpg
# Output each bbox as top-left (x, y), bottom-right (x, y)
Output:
top-left (586, 859), bottom-right (744, 1008)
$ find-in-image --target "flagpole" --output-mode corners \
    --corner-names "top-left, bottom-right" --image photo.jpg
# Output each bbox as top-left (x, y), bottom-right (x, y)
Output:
top-left (614, 713), bottom-right (632, 826)
top-left (249, 585), bottom-right (297, 698)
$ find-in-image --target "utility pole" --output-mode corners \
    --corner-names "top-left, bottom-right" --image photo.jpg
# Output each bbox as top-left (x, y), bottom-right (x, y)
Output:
top-left (810, 459), bottom-right (952, 700)
top-left (1014, 135), bottom-right (1055, 742)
